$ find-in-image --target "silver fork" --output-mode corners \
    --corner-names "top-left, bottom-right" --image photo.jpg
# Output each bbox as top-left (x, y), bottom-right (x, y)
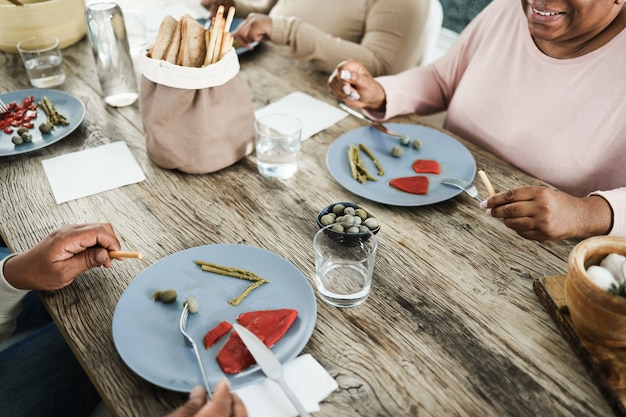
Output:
top-left (441, 178), bottom-right (484, 203)
top-left (338, 101), bottom-right (410, 143)
top-left (0, 99), bottom-right (9, 114)
top-left (179, 303), bottom-right (212, 399)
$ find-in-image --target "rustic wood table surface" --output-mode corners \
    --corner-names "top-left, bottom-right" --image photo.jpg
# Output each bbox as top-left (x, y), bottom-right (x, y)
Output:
top-left (0, 24), bottom-right (613, 417)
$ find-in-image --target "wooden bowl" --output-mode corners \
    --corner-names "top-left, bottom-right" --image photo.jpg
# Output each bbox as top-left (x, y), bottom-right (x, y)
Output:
top-left (564, 236), bottom-right (626, 347)
top-left (0, 0), bottom-right (87, 53)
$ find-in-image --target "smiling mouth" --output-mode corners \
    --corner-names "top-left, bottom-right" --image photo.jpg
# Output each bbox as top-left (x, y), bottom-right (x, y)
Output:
top-left (533, 7), bottom-right (565, 16)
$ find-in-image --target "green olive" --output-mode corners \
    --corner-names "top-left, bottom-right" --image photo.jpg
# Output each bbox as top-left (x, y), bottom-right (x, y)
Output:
top-left (11, 135), bottom-right (23, 145)
top-left (17, 127), bottom-right (29, 135)
top-left (412, 139), bottom-right (423, 150)
top-left (320, 213), bottom-right (336, 225)
top-left (332, 204), bottom-right (345, 215)
top-left (390, 145), bottom-right (404, 158)
top-left (354, 208), bottom-right (368, 220)
top-left (153, 288), bottom-right (177, 303)
top-left (364, 217), bottom-right (380, 230)
top-left (21, 133), bottom-right (33, 143)
top-left (39, 123), bottom-right (53, 134)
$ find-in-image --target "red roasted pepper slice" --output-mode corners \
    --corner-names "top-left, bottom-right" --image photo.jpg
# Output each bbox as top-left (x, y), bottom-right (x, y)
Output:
top-left (236, 308), bottom-right (298, 347)
top-left (215, 308), bottom-right (298, 374)
top-left (412, 159), bottom-right (440, 174)
top-left (203, 321), bottom-right (232, 349)
top-left (216, 332), bottom-right (256, 374)
top-left (389, 176), bottom-right (429, 195)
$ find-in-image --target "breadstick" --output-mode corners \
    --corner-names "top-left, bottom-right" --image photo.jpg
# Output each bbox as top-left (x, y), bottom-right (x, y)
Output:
top-left (478, 169), bottom-right (496, 196)
top-left (224, 6), bottom-right (236, 32)
top-left (109, 251), bottom-right (143, 259)
top-left (205, 5), bottom-right (224, 65)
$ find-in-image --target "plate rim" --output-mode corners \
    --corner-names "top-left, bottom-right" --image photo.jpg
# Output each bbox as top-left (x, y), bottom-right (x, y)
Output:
top-left (326, 123), bottom-right (477, 206)
top-left (0, 88), bottom-right (86, 157)
top-left (112, 243), bottom-right (317, 392)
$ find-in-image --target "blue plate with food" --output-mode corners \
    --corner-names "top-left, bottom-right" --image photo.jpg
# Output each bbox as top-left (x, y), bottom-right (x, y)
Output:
top-left (0, 89), bottom-right (85, 157)
top-left (327, 124), bottom-right (477, 206)
top-left (112, 244), bottom-right (317, 392)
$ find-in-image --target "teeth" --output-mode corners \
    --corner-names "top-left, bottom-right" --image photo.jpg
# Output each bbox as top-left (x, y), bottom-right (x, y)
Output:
top-left (533, 7), bottom-right (559, 16)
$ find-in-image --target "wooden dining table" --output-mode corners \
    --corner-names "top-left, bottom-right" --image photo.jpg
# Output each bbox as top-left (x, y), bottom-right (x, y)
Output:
top-left (0, 22), bottom-right (614, 417)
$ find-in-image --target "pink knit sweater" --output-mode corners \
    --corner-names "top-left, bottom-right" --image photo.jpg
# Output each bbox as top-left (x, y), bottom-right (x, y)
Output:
top-left (371, 0), bottom-right (626, 236)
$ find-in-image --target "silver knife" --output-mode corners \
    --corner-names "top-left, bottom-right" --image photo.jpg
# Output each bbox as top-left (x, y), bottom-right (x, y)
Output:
top-left (338, 101), bottom-right (410, 142)
top-left (232, 323), bottom-right (311, 417)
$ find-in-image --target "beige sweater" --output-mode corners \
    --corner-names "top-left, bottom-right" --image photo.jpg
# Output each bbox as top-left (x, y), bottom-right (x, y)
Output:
top-left (234, 0), bottom-right (430, 75)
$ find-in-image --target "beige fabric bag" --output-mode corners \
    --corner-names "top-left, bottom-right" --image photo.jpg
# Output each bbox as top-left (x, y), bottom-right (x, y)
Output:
top-left (139, 49), bottom-right (255, 174)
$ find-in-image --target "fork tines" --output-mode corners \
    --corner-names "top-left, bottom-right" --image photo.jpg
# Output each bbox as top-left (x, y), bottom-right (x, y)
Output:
top-left (0, 98), bottom-right (8, 114)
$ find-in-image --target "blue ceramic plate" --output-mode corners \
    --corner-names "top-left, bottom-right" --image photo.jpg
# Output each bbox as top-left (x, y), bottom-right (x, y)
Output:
top-left (327, 124), bottom-right (477, 206)
top-left (0, 89), bottom-right (85, 157)
top-left (198, 17), bottom-right (259, 54)
top-left (112, 244), bottom-right (317, 392)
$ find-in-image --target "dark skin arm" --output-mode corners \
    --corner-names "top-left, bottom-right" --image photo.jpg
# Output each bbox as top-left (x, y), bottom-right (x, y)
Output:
top-left (482, 187), bottom-right (613, 242)
top-left (3, 223), bottom-right (121, 291)
top-left (327, 60), bottom-right (616, 243)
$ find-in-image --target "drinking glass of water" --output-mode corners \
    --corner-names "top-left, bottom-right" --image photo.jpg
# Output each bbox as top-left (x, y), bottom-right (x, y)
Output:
top-left (254, 114), bottom-right (302, 179)
top-left (17, 36), bottom-right (65, 88)
top-left (313, 224), bottom-right (378, 308)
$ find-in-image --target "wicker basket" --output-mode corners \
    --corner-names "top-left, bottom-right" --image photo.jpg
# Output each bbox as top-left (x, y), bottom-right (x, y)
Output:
top-left (0, 0), bottom-right (86, 53)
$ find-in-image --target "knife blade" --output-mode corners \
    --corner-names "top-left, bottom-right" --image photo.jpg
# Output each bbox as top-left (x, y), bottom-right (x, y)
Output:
top-left (232, 323), bottom-right (310, 417)
top-left (338, 101), bottom-right (409, 142)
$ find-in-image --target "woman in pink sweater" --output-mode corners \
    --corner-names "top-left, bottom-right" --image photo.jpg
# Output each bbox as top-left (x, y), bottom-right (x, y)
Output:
top-left (328, 0), bottom-right (626, 242)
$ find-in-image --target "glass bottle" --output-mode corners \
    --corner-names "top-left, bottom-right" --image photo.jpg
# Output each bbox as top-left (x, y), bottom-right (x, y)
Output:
top-left (85, 2), bottom-right (139, 107)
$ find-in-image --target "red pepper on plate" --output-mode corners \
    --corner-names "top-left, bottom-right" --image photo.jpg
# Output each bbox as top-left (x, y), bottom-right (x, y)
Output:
top-left (412, 159), bottom-right (440, 174)
top-left (389, 176), bottom-right (429, 195)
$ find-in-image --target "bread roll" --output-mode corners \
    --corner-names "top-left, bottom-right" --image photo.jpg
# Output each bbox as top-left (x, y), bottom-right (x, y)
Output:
top-left (147, 15), bottom-right (178, 60)
top-left (176, 15), bottom-right (207, 68)
top-left (163, 18), bottom-right (182, 64)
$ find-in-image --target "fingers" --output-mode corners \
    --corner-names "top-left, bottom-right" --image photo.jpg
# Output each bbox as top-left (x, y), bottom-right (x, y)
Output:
top-left (231, 393), bottom-right (247, 417)
top-left (233, 14), bottom-right (270, 46)
top-left (479, 186), bottom-right (576, 242)
top-left (164, 386), bottom-right (207, 417)
top-left (174, 380), bottom-right (246, 417)
top-left (4, 223), bottom-right (123, 291)
top-left (201, 380), bottom-right (234, 415)
top-left (339, 69), bottom-right (360, 101)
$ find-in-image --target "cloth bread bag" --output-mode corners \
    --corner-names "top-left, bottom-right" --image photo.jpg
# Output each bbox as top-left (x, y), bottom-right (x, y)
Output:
top-left (139, 48), bottom-right (255, 174)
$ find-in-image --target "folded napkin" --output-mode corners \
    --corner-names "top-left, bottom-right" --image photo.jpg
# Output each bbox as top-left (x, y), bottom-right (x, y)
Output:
top-left (254, 92), bottom-right (348, 141)
top-left (42, 141), bottom-right (146, 204)
top-left (234, 354), bottom-right (337, 417)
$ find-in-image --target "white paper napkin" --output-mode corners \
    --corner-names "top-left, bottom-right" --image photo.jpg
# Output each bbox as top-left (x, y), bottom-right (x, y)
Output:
top-left (254, 92), bottom-right (348, 141)
top-left (42, 142), bottom-right (146, 204)
top-left (234, 354), bottom-right (338, 417)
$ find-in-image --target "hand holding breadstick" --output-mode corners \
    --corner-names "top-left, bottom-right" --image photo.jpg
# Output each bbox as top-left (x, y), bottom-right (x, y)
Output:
top-left (478, 169), bottom-right (496, 197)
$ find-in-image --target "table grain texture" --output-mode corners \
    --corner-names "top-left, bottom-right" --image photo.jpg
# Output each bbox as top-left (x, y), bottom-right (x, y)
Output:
top-left (0, 35), bottom-right (613, 417)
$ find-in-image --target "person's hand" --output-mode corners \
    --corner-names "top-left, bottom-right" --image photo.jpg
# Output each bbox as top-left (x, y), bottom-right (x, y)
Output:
top-left (480, 186), bottom-right (613, 241)
top-left (232, 13), bottom-right (271, 48)
top-left (166, 381), bottom-right (247, 417)
top-left (201, 0), bottom-right (236, 17)
top-left (2, 223), bottom-right (121, 291)
top-left (327, 59), bottom-right (387, 111)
